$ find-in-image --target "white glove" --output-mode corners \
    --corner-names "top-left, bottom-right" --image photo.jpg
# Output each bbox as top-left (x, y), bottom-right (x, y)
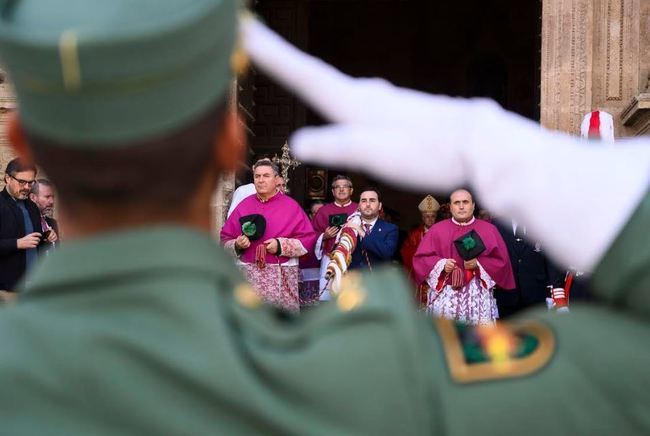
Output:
top-left (241, 16), bottom-right (650, 272)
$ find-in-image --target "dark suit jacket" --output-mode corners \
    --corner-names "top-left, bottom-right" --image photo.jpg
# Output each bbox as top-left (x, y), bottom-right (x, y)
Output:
top-left (494, 220), bottom-right (562, 317)
top-left (550, 270), bottom-right (592, 302)
top-left (349, 219), bottom-right (399, 270)
top-left (0, 189), bottom-right (43, 291)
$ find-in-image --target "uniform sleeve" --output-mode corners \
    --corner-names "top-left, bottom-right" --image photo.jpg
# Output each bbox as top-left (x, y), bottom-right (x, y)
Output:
top-left (591, 188), bottom-right (650, 318)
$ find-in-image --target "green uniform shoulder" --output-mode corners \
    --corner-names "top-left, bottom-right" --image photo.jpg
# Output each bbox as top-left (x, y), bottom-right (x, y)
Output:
top-left (592, 189), bottom-right (650, 317)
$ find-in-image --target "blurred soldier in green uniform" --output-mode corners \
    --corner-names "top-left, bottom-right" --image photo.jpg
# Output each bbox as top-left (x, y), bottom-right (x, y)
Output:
top-left (0, 1), bottom-right (649, 435)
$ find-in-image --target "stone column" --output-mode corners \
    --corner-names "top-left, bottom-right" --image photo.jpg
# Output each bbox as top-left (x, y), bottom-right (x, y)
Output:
top-left (0, 68), bottom-right (16, 182)
top-left (591, 0), bottom-right (641, 137)
top-left (541, 0), bottom-right (645, 137)
top-left (541, 0), bottom-right (594, 135)
top-left (211, 80), bottom-right (238, 238)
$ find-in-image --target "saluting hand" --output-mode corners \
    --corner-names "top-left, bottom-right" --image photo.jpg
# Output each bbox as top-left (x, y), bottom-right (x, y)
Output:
top-left (444, 259), bottom-right (456, 273)
top-left (17, 233), bottom-right (41, 249)
top-left (235, 235), bottom-right (251, 250)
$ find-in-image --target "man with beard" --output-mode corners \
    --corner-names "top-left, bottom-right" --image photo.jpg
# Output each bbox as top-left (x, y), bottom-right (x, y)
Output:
top-left (0, 158), bottom-right (55, 292)
top-left (29, 179), bottom-right (59, 256)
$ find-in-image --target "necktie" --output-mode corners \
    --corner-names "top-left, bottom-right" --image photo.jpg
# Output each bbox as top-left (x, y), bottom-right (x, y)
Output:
top-left (361, 225), bottom-right (373, 271)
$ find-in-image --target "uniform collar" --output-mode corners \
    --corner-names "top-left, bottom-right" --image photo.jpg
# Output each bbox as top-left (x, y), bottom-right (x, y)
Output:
top-left (21, 225), bottom-right (240, 295)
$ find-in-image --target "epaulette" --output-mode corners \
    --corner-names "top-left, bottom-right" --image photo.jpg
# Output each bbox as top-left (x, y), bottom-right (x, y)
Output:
top-left (436, 318), bottom-right (555, 383)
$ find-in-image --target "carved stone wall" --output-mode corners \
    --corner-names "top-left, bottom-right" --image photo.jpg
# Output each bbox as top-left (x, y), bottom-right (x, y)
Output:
top-left (541, 0), bottom-right (594, 134)
top-left (541, 0), bottom-right (647, 137)
top-left (211, 81), bottom-right (238, 238)
top-left (0, 68), bottom-right (16, 183)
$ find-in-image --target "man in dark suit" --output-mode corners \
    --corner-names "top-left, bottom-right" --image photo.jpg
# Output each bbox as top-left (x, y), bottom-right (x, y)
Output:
top-left (0, 158), bottom-right (55, 292)
top-left (494, 218), bottom-right (562, 318)
top-left (348, 187), bottom-right (398, 271)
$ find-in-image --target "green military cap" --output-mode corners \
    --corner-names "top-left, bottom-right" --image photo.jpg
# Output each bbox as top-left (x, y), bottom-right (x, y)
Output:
top-left (0, 0), bottom-right (238, 147)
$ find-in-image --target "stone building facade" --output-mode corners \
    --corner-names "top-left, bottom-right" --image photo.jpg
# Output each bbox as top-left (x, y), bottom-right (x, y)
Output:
top-left (541, 0), bottom-right (650, 136)
top-left (0, 1), bottom-right (648, 230)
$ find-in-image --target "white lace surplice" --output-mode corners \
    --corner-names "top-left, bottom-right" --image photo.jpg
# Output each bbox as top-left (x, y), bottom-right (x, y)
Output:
top-left (225, 238), bottom-right (307, 312)
top-left (425, 259), bottom-right (498, 325)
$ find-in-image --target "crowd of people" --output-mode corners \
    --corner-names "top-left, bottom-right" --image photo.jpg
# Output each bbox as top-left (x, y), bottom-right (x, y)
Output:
top-left (0, 2), bottom-right (648, 434)
top-left (0, 158), bottom-right (58, 301)
top-left (221, 158), bottom-right (586, 324)
top-left (0, 150), bottom-right (587, 325)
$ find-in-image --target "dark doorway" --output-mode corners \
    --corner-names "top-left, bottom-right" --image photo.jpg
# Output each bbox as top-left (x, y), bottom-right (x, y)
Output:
top-left (251, 0), bottom-right (541, 234)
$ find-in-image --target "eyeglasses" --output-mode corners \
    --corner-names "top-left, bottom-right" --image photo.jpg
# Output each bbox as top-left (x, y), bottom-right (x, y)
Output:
top-left (333, 185), bottom-right (352, 190)
top-left (8, 175), bottom-right (35, 187)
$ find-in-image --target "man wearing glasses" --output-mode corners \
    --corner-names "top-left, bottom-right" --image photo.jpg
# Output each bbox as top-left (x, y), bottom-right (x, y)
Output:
top-left (0, 158), bottom-right (54, 293)
top-left (311, 175), bottom-right (358, 299)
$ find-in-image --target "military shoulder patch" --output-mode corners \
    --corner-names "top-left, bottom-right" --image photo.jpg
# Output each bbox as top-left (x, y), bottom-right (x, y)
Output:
top-left (435, 318), bottom-right (555, 383)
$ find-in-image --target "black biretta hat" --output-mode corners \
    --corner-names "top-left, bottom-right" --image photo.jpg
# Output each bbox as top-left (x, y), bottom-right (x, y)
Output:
top-left (453, 229), bottom-right (486, 261)
top-left (329, 213), bottom-right (348, 227)
top-left (240, 214), bottom-right (266, 241)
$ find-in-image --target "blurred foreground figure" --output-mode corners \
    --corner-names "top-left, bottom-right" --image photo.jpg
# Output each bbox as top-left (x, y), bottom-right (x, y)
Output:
top-left (242, 15), bottom-right (650, 435)
top-left (0, 3), bottom-right (649, 435)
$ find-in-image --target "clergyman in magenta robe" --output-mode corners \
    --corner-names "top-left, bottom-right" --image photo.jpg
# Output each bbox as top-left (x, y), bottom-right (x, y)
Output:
top-left (221, 190), bottom-right (316, 312)
top-left (413, 189), bottom-right (515, 324)
top-left (311, 175), bottom-right (358, 299)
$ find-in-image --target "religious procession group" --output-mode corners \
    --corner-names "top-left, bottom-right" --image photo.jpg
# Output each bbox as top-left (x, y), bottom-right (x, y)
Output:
top-left (220, 109), bottom-right (611, 324)
top-left (221, 170), bottom-right (567, 323)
